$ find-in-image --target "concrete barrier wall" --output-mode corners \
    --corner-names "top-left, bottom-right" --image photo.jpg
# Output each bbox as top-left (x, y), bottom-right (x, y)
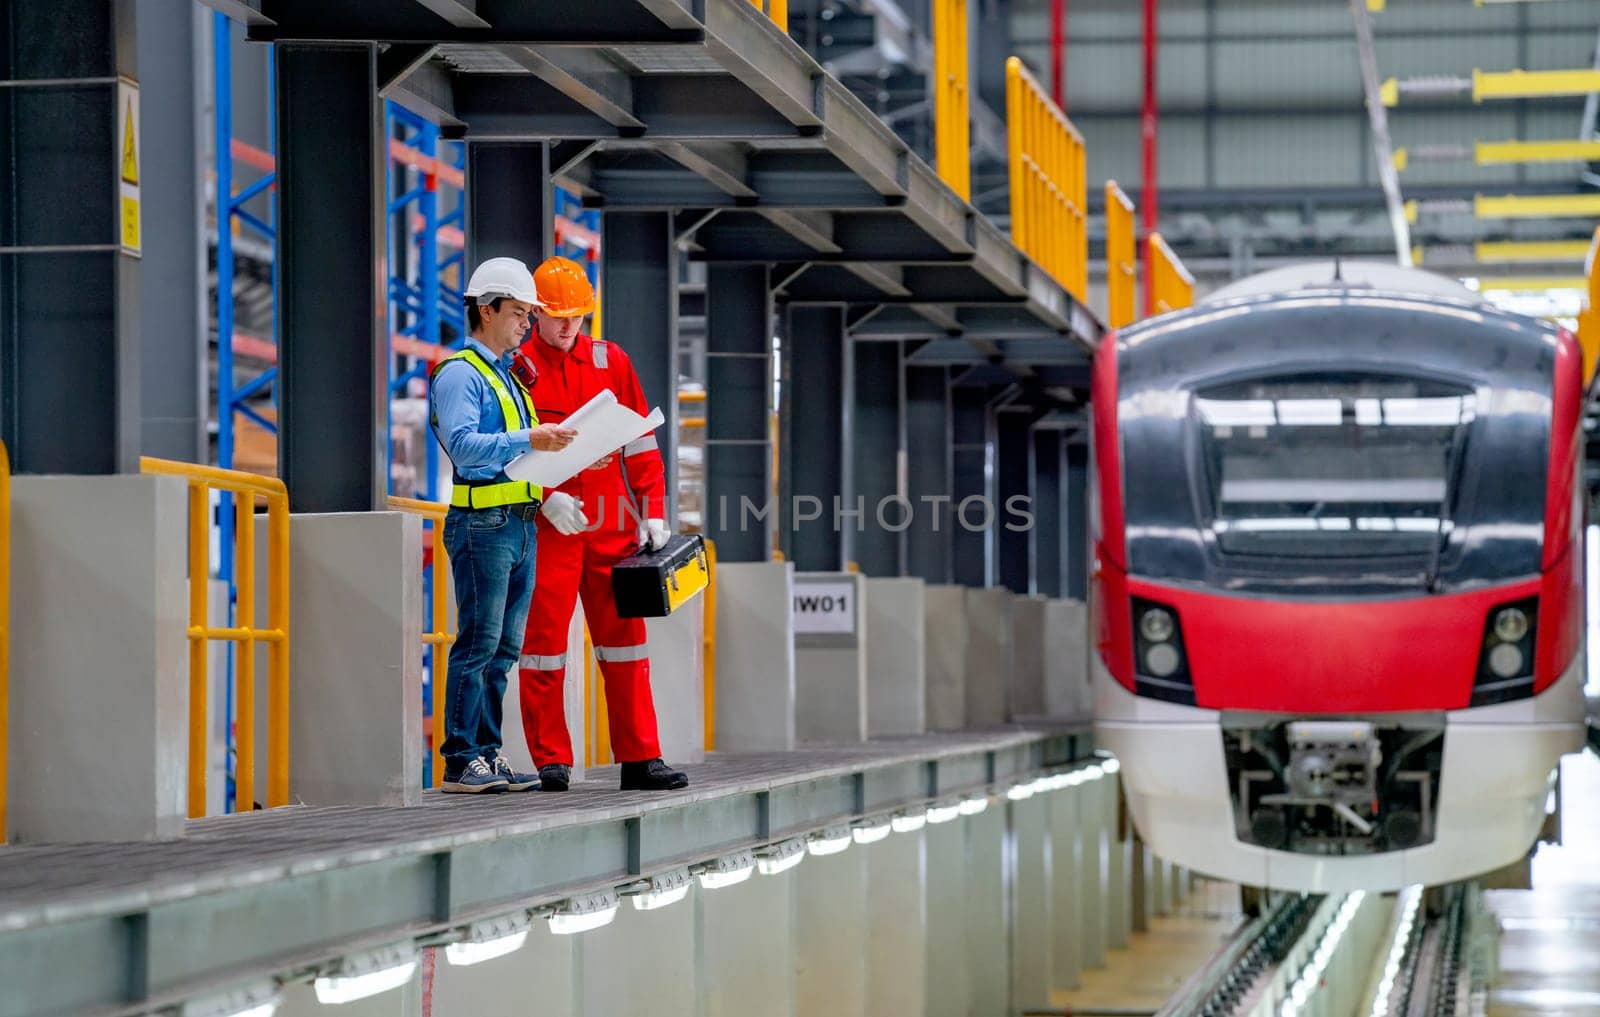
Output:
top-left (963, 587), bottom-right (1014, 726)
top-left (1010, 595), bottom-right (1048, 719)
top-left (8, 475), bottom-right (188, 842)
top-left (794, 571), bottom-right (867, 744)
top-left (923, 584), bottom-right (968, 731)
top-left (1045, 598), bottom-right (1093, 721)
top-left (865, 577), bottom-right (925, 737)
top-left (712, 561), bottom-right (795, 752)
top-left (283, 512), bottom-right (423, 808)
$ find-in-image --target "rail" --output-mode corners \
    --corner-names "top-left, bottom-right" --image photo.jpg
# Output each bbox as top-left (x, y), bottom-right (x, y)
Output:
top-left (1147, 232), bottom-right (1195, 316)
top-left (0, 443), bottom-right (8, 841)
top-left (932, 0), bottom-right (970, 200)
top-left (140, 457), bottom-right (290, 816)
top-left (1006, 56), bottom-right (1088, 301)
top-left (386, 496), bottom-right (455, 786)
top-left (1105, 181), bottom-right (1138, 329)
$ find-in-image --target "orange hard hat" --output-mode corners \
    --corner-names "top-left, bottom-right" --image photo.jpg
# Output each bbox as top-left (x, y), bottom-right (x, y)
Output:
top-left (533, 256), bottom-right (596, 318)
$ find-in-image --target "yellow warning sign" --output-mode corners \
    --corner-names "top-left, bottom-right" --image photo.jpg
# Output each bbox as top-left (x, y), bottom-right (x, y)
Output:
top-left (121, 97), bottom-right (139, 185)
top-left (116, 79), bottom-right (141, 257)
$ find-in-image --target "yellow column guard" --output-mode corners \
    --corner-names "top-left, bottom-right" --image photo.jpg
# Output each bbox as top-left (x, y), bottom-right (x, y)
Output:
top-left (1105, 181), bottom-right (1138, 329)
top-left (386, 496), bottom-right (456, 787)
top-left (140, 457), bottom-right (290, 817)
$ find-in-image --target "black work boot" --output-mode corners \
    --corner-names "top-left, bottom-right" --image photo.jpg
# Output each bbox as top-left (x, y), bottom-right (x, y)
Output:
top-left (537, 763), bottom-right (571, 792)
top-left (620, 758), bottom-right (689, 791)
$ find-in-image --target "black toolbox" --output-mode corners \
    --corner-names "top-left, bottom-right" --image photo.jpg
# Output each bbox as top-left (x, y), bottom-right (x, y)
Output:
top-left (611, 534), bottom-right (709, 618)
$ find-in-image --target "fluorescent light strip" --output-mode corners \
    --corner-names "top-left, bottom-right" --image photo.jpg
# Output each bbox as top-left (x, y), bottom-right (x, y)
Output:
top-left (178, 983), bottom-right (281, 1017)
top-left (925, 802), bottom-right (961, 824)
top-left (547, 891), bottom-right (622, 935)
top-left (756, 838), bottom-right (807, 875)
top-left (891, 811), bottom-right (927, 833)
top-left (957, 796), bottom-right (988, 817)
top-left (444, 930), bottom-right (528, 966)
top-left (1005, 783), bottom-right (1035, 801)
top-left (852, 819), bottom-right (893, 844)
top-left (313, 961), bottom-right (418, 1005)
top-left (808, 827), bottom-right (853, 856)
top-left (697, 865), bottom-right (754, 890)
top-left (633, 883), bottom-right (692, 910)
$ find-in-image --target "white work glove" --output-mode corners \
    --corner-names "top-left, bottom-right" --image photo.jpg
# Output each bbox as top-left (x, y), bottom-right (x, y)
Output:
top-left (640, 518), bottom-right (671, 552)
top-left (540, 492), bottom-right (588, 535)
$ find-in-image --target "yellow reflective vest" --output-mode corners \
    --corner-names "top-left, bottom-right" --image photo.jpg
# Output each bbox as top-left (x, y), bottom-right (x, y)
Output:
top-left (432, 348), bottom-right (544, 509)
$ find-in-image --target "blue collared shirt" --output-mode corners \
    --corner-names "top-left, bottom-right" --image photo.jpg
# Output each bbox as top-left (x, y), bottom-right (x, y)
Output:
top-left (430, 337), bottom-right (534, 481)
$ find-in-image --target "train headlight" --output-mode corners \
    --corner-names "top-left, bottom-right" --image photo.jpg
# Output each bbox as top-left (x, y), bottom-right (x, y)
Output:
top-left (1488, 643), bottom-right (1524, 679)
top-left (1139, 608), bottom-right (1175, 643)
top-left (1492, 607), bottom-right (1529, 643)
top-left (1144, 643), bottom-right (1181, 678)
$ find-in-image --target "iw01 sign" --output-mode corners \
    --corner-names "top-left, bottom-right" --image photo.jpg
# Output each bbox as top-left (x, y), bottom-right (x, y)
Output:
top-left (792, 581), bottom-right (856, 635)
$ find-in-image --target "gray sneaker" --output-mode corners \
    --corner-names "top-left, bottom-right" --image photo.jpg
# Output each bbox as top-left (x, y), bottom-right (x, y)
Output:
top-left (441, 756), bottom-right (509, 794)
top-left (493, 754), bottom-right (542, 792)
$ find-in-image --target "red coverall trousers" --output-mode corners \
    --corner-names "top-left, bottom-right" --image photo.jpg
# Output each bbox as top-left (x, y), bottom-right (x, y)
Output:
top-left (515, 332), bottom-right (665, 767)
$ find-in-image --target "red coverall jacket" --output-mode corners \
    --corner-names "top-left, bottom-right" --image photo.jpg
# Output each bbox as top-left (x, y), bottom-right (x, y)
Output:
top-left (511, 332), bottom-right (667, 767)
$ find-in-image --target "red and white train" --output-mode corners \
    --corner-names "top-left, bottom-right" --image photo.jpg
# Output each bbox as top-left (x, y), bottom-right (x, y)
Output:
top-left (1091, 263), bottom-right (1589, 892)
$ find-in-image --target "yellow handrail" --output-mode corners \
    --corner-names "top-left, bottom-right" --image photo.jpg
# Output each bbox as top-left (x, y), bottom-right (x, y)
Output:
top-left (1006, 56), bottom-right (1088, 301)
top-left (0, 442), bottom-right (9, 842)
top-left (933, 0), bottom-right (970, 200)
top-left (386, 496), bottom-right (455, 787)
top-left (703, 539), bottom-right (717, 752)
top-left (140, 456), bottom-right (290, 817)
top-left (1105, 181), bottom-right (1138, 329)
top-left (1146, 232), bottom-right (1195, 317)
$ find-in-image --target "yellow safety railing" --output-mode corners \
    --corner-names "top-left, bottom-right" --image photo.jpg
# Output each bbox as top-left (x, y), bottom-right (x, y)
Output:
top-left (933, 0), bottom-right (970, 201)
top-left (1580, 228), bottom-right (1600, 387)
top-left (703, 538), bottom-right (717, 752)
top-left (1006, 56), bottom-right (1088, 300)
top-left (0, 442), bottom-right (9, 842)
top-left (1147, 232), bottom-right (1195, 317)
top-left (386, 496), bottom-right (455, 786)
top-left (1105, 181), bottom-right (1138, 329)
top-left (140, 457), bottom-right (289, 817)
top-left (748, 0), bottom-right (788, 30)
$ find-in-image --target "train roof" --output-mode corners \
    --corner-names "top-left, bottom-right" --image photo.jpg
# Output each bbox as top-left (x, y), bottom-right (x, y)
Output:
top-left (1202, 262), bottom-right (1486, 305)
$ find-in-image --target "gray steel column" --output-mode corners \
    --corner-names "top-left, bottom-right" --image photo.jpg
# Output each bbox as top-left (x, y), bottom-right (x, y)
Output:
top-left (905, 363), bottom-right (952, 584)
top-left (136, 0), bottom-right (205, 462)
top-left (975, 0), bottom-right (1013, 115)
top-left (1030, 427), bottom-right (1063, 598)
top-left (1064, 440), bottom-right (1089, 600)
top-left (996, 406), bottom-right (1033, 594)
top-left (602, 212), bottom-right (678, 525)
top-left (950, 385), bottom-right (989, 586)
top-left (276, 43), bottom-right (387, 512)
top-left (783, 304), bottom-right (849, 572)
top-left (0, 0), bottom-right (140, 474)
top-left (465, 142), bottom-right (552, 268)
top-left (852, 339), bottom-right (901, 577)
top-left (704, 264), bottom-right (772, 562)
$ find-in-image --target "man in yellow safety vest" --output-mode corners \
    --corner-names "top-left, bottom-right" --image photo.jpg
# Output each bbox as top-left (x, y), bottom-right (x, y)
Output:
top-left (428, 257), bottom-right (588, 792)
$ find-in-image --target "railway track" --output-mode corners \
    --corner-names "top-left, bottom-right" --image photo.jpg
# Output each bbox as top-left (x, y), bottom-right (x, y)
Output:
top-left (1154, 883), bottom-right (1493, 1017)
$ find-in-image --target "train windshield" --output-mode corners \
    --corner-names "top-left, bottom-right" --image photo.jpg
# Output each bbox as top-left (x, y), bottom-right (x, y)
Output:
top-left (1195, 375), bottom-right (1475, 559)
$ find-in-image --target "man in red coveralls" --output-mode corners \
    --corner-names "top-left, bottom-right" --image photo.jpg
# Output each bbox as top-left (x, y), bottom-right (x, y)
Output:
top-left (511, 256), bottom-right (690, 793)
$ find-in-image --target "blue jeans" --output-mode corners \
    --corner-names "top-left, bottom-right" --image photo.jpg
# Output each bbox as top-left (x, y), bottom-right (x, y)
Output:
top-left (441, 505), bottom-right (537, 775)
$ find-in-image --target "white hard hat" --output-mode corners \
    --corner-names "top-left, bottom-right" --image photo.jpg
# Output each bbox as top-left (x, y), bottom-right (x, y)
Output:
top-left (464, 257), bottom-right (540, 306)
